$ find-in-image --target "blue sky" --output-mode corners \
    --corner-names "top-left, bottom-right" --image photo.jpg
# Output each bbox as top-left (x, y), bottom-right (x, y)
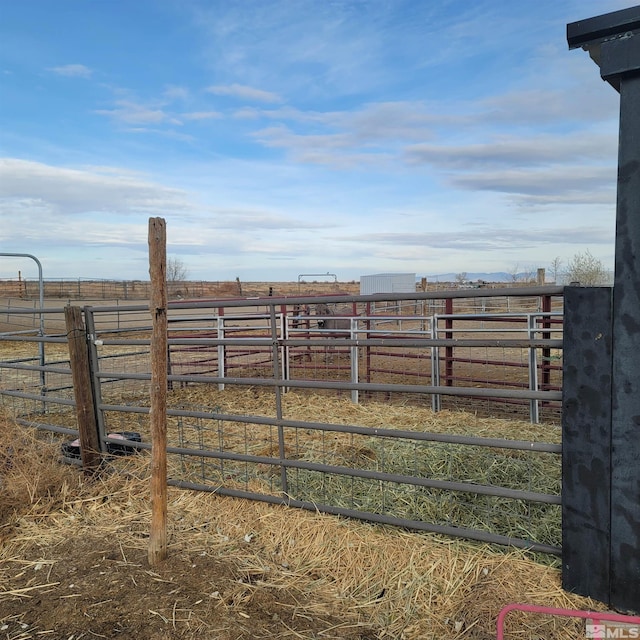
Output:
top-left (0, 0), bottom-right (631, 282)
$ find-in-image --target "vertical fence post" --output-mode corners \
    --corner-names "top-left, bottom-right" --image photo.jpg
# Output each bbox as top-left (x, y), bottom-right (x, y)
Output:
top-left (562, 286), bottom-right (613, 604)
top-left (65, 305), bottom-right (101, 475)
top-left (268, 302), bottom-right (289, 497)
top-left (217, 313), bottom-right (225, 391)
top-left (365, 302), bottom-right (371, 388)
top-left (83, 306), bottom-right (107, 450)
top-left (431, 315), bottom-right (442, 412)
top-left (541, 295), bottom-right (552, 395)
top-left (350, 317), bottom-right (359, 404)
top-left (444, 298), bottom-right (454, 387)
top-left (568, 8), bottom-right (640, 610)
top-left (148, 217), bottom-right (168, 566)
top-left (280, 304), bottom-right (288, 387)
top-left (609, 73), bottom-right (640, 614)
top-left (527, 314), bottom-right (540, 424)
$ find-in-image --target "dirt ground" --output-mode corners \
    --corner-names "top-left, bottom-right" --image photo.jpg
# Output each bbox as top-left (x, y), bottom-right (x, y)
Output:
top-left (0, 421), bottom-right (375, 640)
top-left (0, 536), bottom-right (372, 639)
top-left (0, 409), bottom-right (610, 640)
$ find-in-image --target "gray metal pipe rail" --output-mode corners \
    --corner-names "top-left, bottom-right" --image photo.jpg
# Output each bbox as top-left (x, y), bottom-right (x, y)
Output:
top-left (96, 402), bottom-right (561, 454)
top-left (166, 479), bottom-right (561, 555)
top-left (93, 370), bottom-right (562, 401)
top-left (64, 284), bottom-right (565, 314)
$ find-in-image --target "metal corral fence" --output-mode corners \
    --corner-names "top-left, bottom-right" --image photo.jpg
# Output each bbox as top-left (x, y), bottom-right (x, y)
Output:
top-left (0, 286), bottom-right (564, 555)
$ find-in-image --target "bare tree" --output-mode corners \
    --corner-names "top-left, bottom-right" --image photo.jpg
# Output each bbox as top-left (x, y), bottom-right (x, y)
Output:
top-left (564, 250), bottom-right (608, 286)
top-left (520, 265), bottom-right (537, 284)
top-left (166, 257), bottom-right (189, 299)
top-left (550, 256), bottom-right (563, 284)
top-left (455, 272), bottom-right (468, 286)
top-left (166, 257), bottom-right (188, 283)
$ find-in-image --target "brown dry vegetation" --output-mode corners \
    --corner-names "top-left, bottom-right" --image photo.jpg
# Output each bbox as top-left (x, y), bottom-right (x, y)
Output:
top-left (0, 279), bottom-right (362, 301)
top-left (0, 405), bottom-right (613, 640)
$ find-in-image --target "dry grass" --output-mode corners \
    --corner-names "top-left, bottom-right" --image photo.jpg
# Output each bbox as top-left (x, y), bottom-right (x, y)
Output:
top-left (0, 405), bottom-right (613, 639)
top-left (14, 384), bottom-right (563, 554)
top-left (124, 387), bottom-right (562, 548)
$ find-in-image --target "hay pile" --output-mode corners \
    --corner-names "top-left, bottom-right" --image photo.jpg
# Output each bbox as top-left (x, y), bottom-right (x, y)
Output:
top-left (97, 387), bottom-right (562, 551)
top-left (0, 406), bottom-right (611, 639)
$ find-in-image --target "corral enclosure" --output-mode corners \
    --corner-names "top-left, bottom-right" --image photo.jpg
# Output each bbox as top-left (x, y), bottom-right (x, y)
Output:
top-left (0, 285), bottom-right (565, 558)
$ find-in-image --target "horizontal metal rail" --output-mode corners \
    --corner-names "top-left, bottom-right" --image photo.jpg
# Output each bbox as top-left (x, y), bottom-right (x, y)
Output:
top-left (75, 431), bottom-right (558, 507)
top-left (17, 285), bottom-right (560, 314)
top-left (16, 418), bottom-right (78, 437)
top-left (167, 479), bottom-right (561, 556)
top-left (97, 402), bottom-right (561, 453)
top-left (95, 371), bottom-right (562, 401)
top-left (0, 389), bottom-right (76, 406)
top-left (107, 436), bottom-right (558, 504)
top-left (93, 337), bottom-right (563, 348)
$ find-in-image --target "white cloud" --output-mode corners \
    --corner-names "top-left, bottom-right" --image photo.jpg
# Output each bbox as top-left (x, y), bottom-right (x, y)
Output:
top-left (478, 88), bottom-right (618, 126)
top-left (48, 64), bottom-right (93, 78)
top-left (450, 166), bottom-right (615, 196)
top-left (182, 111), bottom-right (222, 121)
top-left (246, 101), bottom-right (442, 167)
top-left (354, 226), bottom-right (613, 252)
top-left (206, 83), bottom-right (282, 103)
top-left (95, 100), bottom-right (173, 125)
top-left (0, 158), bottom-right (323, 236)
top-left (405, 133), bottom-right (617, 169)
top-left (0, 158), bottom-right (192, 216)
top-left (163, 85), bottom-right (190, 101)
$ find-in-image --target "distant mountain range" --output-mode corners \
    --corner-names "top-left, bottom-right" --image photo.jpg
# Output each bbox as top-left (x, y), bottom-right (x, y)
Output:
top-left (425, 272), bottom-right (519, 283)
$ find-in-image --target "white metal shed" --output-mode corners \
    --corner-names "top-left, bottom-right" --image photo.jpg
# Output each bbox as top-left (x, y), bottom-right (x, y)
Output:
top-left (359, 273), bottom-right (416, 295)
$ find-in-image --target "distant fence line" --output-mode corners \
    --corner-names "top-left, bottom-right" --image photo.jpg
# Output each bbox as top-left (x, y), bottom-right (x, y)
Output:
top-left (0, 278), bottom-right (241, 300)
top-left (0, 277), bottom-right (553, 301)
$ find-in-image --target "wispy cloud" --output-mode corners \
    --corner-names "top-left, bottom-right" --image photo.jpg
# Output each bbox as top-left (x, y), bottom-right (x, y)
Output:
top-left (206, 83), bottom-right (282, 103)
top-left (450, 166), bottom-right (616, 197)
top-left (48, 64), bottom-right (93, 78)
top-left (95, 99), bottom-right (176, 125)
top-left (0, 158), bottom-right (192, 216)
top-left (182, 111), bottom-right (222, 121)
top-left (478, 88), bottom-right (618, 126)
top-left (405, 134), bottom-right (618, 169)
top-left (163, 85), bottom-right (190, 101)
top-left (355, 226), bottom-right (613, 251)
top-left (0, 0), bottom-right (625, 279)
top-left (0, 158), bottom-right (322, 232)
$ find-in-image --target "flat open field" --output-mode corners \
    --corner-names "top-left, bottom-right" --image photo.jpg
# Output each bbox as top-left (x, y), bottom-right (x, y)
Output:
top-left (0, 279), bottom-right (362, 304)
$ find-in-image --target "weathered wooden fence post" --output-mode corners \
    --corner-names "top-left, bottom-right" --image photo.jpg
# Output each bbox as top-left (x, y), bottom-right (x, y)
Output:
top-left (148, 217), bottom-right (168, 566)
top-left (65, 305), bottom-right (101, 475)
